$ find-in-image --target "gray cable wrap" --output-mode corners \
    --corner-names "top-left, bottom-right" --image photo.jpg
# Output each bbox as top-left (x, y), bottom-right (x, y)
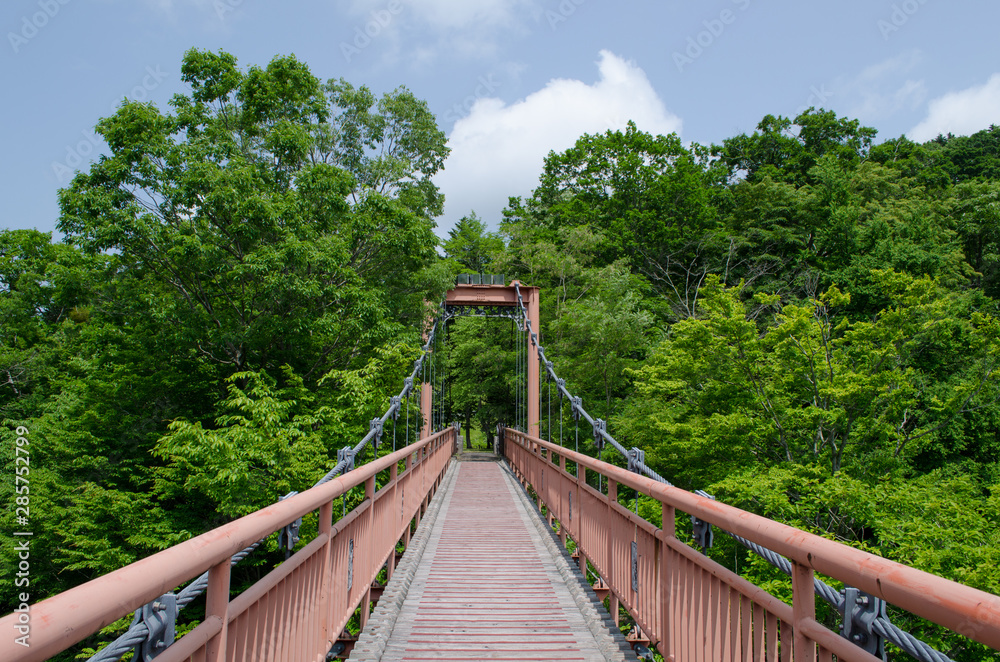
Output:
top-left (510, 283), bottom-right (956, 662)
top-left (89, 313), bottom-right (448, 661)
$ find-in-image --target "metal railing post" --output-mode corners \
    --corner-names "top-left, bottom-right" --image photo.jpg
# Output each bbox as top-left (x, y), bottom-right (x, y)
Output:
top-left (387, 462), bottom-right (399, 582)
top-left (318, 500), bottom-right (334, 649)
top-left (660, 501), bottom-right (675, 656)
top-left (607, 478), bottom-right (619, 626)
top-left (559, 454), bottom-right (569, 547)
top-left (204, 560), bottom-right (231, 662)
top-left (793, 562), bottom-right (817, 662)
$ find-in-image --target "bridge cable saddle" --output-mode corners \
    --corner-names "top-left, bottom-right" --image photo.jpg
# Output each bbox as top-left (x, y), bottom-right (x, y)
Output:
top-left (570, 396), bottom-right (583, 421)
top-left (556, 378), bottom-right (566, 400)
top-left (389, 396), bottom-right (401, 420)
top-left (627, 448), bottom-right (645, 474)
top-left (369, 418), bottom-right (384, 451)
top-left (592, 419), bottom-right (607, 451)
top-left (841, 587), bottom-right (887, 660)
top-left (338, 447), bottom-right (356, 473)
top-left (131, 592), bottom-right (177, 661)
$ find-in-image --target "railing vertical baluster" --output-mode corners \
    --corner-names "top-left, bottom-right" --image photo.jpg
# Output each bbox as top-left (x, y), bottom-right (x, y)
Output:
top-left (661, 501), bottom-right (675, 657)
top-left (360, 476), bottom-right (376, 631)
top-left (607, 478), bottom-right (618, 625)
top-left (318, 500), bottom-right (333, 653)
top-left (205, 559), bottom-right (231, 662)
top-left (577, 458), bottom-right (587, 575)
top-left (559, 454), bottom-right (569, 547)
top-left (387, 462), bottom-right (399, 582)
top-left (792, 562), bottom-right (817, 662)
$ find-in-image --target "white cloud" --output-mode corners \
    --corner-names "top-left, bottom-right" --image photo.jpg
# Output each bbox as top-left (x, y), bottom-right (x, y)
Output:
top-left (433, 50), bottom-right (682, 236)
top-left (343, 0), bottom-right (535, 62)
top-left (832, 51), bottom-right (927, 121)
top-left (909, 73), bottom-right (1000, 141)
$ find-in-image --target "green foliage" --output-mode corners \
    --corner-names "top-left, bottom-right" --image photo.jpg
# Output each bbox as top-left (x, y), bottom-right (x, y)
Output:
top-left (155, 368), bottom-right (325, 518)
top-left (446, 317), bottom-right (517, 445)
top-left (715, 108), bottom-right (878, 187)
top-left (443, 212), bottom-right (504, 274)
top-left (622, 273), bottom-right (1000, 481)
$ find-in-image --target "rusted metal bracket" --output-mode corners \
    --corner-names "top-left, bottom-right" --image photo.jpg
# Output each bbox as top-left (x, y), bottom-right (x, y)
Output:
top-left (131, 593), bottom-right (177, 661)
top-left (841, 587), bottom-right (887, 659)
top-left (692, 492), bottom-right (715, 552)
top-left (347, 538), bottom-right (354, 591)
top-left (277, 492), bottom-right (302, 557)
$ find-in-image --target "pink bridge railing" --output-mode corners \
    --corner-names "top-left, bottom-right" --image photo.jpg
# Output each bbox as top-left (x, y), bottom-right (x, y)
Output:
top-left (0, 427), bottom-right (456, 662)
top-left (502, 428), bottom-right (1000, 662)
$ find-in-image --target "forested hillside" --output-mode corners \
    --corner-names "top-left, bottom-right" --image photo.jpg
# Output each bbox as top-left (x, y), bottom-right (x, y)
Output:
top-left (2, 49), bottom-right (999, 660)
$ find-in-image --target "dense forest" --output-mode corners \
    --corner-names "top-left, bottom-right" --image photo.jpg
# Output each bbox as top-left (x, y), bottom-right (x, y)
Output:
top-left (2, 49), bottom-right (999, 659)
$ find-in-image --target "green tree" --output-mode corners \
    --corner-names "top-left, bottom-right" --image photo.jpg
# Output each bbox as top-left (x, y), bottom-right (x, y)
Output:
top-left (58, 48), bottom-right (443, 381)
top-left (621, 272), bottom-right (1000, 484)
top-left (504, 122), bottom-right (727, 318)
top-left (446, 317), bottom-right (516, 448)
top-left (715, 108), bottom-right (878, 187)
top-left (443, 212), bottom-right (504, 274)
top-left (0, 49), bottom-right (450, 619)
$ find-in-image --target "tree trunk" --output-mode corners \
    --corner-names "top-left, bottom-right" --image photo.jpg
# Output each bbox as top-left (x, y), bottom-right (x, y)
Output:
top-left (464, 408), bottom-right (472, 449)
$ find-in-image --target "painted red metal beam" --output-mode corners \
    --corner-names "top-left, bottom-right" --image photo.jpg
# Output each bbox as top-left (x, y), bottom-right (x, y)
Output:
top-left (445, 283), bottom-right (521, 306)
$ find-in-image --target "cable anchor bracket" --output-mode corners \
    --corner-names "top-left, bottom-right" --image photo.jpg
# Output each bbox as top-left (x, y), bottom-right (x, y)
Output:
top-left (131, 592), bottom-right (178, 661)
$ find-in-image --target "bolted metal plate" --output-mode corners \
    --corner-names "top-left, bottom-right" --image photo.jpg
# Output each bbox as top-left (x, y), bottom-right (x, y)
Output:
top-left (631, 541), bottom-right (639, 593)
top-left (347, 539), bottom-right (354, 591)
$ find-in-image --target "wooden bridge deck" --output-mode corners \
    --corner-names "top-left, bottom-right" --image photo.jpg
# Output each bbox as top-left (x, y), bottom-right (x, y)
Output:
top-left (350, 457), bottom-right (637, 661)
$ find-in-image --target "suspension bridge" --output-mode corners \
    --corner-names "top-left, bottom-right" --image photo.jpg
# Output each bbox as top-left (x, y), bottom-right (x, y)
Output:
top-left (3, 279), bottom-right (1000, 662)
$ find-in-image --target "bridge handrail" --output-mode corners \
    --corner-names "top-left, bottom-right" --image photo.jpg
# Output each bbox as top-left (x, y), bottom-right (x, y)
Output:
top-left (0, 427), bottom-right (456, 662)
top-left (75, 315), bottom-right (447, 662)
top-left (503, 428), bottom-right (1000, 658)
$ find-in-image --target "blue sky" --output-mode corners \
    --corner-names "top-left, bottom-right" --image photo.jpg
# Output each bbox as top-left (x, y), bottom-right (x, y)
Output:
top-left (3, 0), bottom-right (999, 239)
